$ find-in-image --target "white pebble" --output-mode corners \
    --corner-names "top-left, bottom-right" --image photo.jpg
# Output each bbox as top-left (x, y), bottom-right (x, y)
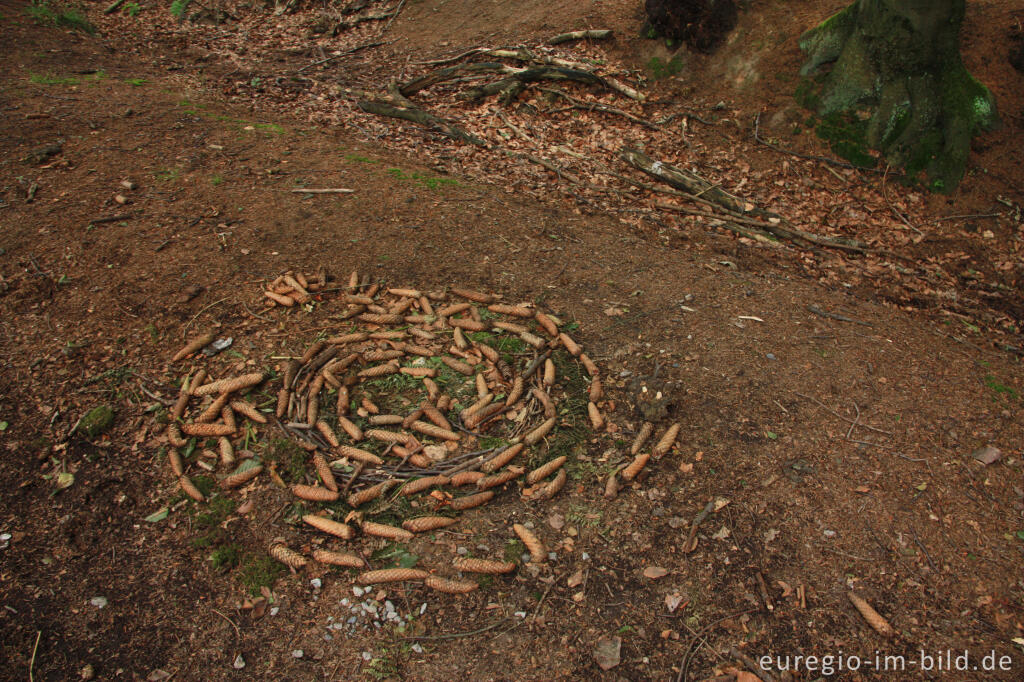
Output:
top-left (419, 603), bottom-right (427, 615)
top-left (270, 607), bottom-right (279, 616)
top-left (411, 643), bottom-right (424, 654)
top-left (291, 650), bottom-right (304, 659)
top-left (361, 651), bottom-right (373, 661)
top-left (353, 586), bottom-right (364, 597)
top-left (233, 654), bottom-right (245, 669)
top-left (310, 578), bottom-right (322, 589)
top-left (514, 611), bottom-right (527, 618)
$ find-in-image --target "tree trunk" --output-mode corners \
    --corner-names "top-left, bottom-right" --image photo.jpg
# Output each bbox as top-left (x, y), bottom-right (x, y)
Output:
top-left (799, 0), bottom-right (997, 192)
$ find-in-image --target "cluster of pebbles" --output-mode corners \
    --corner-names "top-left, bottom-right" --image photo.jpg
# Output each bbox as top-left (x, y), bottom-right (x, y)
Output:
top-left (164, 272), bottom-right (620, 593)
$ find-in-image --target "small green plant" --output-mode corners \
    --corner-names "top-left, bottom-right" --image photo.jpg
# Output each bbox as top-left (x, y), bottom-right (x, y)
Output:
top-left (984, 375), bottom-right (1019, 401)
top-left (345, 153), bottom-right (376, 164)
top-left (210, 174), bottom-right (224, 186)
top-left (124, 77), bottom-right (147, 87)
top-left (25, 0), bottom-right (95, 33)
top-left (156, 167), bottom-right (181, 182)
top-left (124, 2), bottom-right (140, 16)
top-left (169, 0), bottom-right (192, 21)
top-left (30, 73), bottom-right (79, 85)
top-left (366, 648), bottom-right (400, 680)
top-left (647, 56), bottom-right (684, 80)
top-left (386, 167), bottom-right (459, 190)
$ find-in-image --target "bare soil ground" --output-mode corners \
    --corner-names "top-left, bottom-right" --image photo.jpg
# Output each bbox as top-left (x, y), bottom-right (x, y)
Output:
top-left (1, 1), bottom-right (1023, 680)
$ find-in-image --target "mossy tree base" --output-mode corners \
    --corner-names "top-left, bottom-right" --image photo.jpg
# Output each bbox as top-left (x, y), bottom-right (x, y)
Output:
top-left (799, 0), bottom-right (997, 192)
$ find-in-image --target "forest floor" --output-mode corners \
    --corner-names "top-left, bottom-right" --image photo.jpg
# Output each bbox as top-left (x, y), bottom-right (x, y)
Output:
top-left (1, 0), bottom-right (1023, 679)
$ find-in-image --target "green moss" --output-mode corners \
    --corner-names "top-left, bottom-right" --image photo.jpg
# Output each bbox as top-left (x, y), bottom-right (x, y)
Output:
top-left (263, 438), bottom-right (308, 483)
top-left (814, 112), bottom-right (876, 168)
top-left (238, 553), bottom-right (283, 596)
top-left (504, 538), bottom-right (525, 562)
top-left (647, 56), bottom-right (684, 80)
top-left (210, 544), bottom-right (241, 571)
top-left (195, 495), bottom-right (238, 528)
top-left (79, 405), bottom-right (115, 437)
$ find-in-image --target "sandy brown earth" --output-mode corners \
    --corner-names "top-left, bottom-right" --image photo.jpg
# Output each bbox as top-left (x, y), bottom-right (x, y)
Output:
top-left (1, 1), bottom-right (1023, 680)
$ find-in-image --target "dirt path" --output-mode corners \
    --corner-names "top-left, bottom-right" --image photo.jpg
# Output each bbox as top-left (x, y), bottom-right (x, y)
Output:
top-left (1, 6), bottom-right (1023, 681)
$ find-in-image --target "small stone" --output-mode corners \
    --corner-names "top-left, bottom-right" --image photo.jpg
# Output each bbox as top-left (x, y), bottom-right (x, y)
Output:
top-left (456, 546), bottom-right (468, 555)
top-left (90, 596), bottom-right (108, 609)
top-left (823, 529), bottom-right (836, 538)
top-left (353, 586), bottom-right (364, 597)
top-left (362, 652), bottom-right (373, 661)
top-left (233, 654), bottom-right (245, 670)
top-left (291, 650), bottom-right (303, 659)
top-left (310, 578), bottom-right (322, 589)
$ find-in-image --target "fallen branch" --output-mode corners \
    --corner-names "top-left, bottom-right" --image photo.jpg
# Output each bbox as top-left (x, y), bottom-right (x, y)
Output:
top-left (103, 0), bottom-right (127, 13)
top-left (380, 0), bottom-right (405, 33)
top-left (289, 188), bottom-right (355, 194)
top-left (401, 51), bottom-right (644, 101)
top-left (548, 29), bottom-right (613, 45)
top-left (333, 7), bottom-right (397, 35)
top-left (297, 40), bottom-right (386, 73)
top-left (624, 147), bottom-right (875, 254)
top-left (539, 87), bottom-right (662, 130)
top-left (621, 147), bottom-right (745, 213)
top-left (357, 100), bottom-right (486, 146)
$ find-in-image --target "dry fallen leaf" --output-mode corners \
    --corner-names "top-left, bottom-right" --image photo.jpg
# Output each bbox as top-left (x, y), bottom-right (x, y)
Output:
top-left (567, 570), bottom-right (584, 588)
top-left (593, 635), bottom-right (622, 670)
top-left (643, 566), bottom-right (669, 580)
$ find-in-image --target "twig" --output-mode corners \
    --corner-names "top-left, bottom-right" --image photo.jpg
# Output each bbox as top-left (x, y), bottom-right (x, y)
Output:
top-left (753, 111), bottom-right (880, 172)
top-left (212, 609), bottom-right (241, 638)
top-left (793, 392), bottom-right (893, 435)
top-left (683, 499), bottom-right (716, 553)
top-left (532, 571), bottom-right (568, 624)
top-left (819, 546), bottom-right (873, 562)
top-left (729, 647), bottom-right (776, 682)
top-left (88, 214), bottom-right (132, 225)
top-left (910, 526), bottom-right (938, 572)
top-left (882, 164), bottom-right (923, 236)
top-left (380, 0), bottom-right (405, 34)
top-left (926, 212), bottom-right (1002, 223)
top-left (296, 40), bottom-right (385, 73)
top-left (845, 403), bottom-right (861, 440)
top-left (241, 303), bottom-right (273, 322)
top-left (540, 87), bottom-right (661, 131)
top-left (677, 609), bottom-right (758, 682)
top-left (289, 188), bottom-right (355, 194)
top-left (806, 304), bottom-right (873, 327)
top-left (548, 29), bottom-right (612, 45)
top-left (104, 0), bottom-right (127, 13)
top-left (843, 438), bottom-right (925, 462)
top-left (402, 618), bottom-right (509, 641)
top-left (29, 630), bottom-right (41, 682)
top-left (183, 297), bottom-right (229, 334)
